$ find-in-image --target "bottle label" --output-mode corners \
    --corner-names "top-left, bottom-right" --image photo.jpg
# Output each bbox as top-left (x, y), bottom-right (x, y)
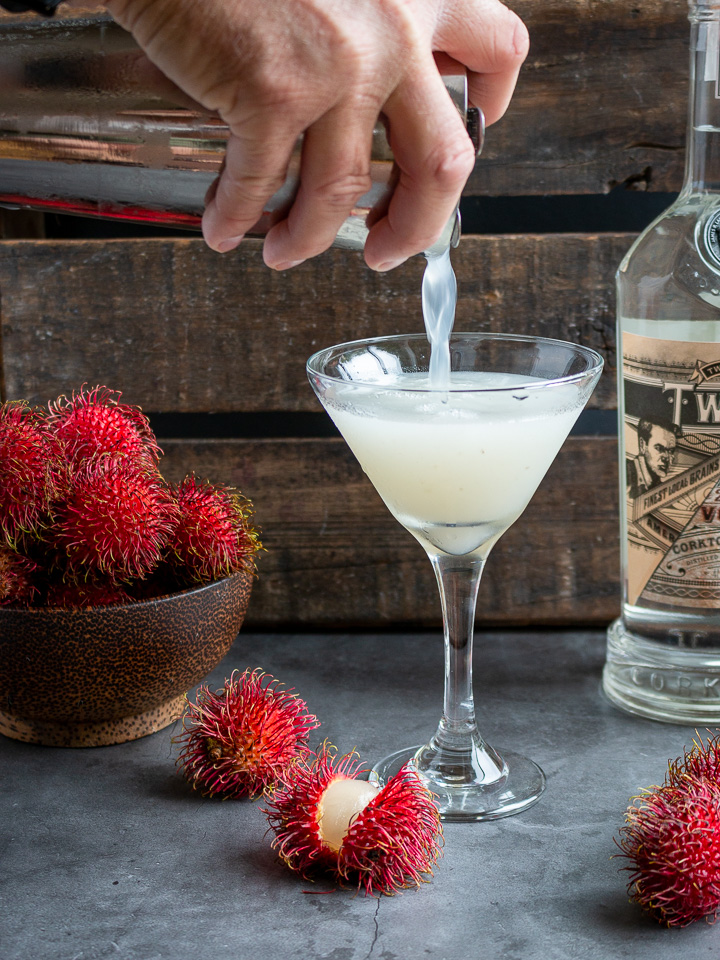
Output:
top-left (624, 332), bottom-right (720, 609)
top-left (703, 209), bottom-right (720, 269)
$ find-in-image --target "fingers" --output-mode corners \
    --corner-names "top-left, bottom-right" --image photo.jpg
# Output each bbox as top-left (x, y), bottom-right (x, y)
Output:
top-left (362, 63), bottom-right (476, 271)
top-left (201, 126), bottom-right (298, 253)
top-left (439, 0), bottom-right (529, 125)
top-left (261, 102), bottom-right (376, 269)
top-left (193, 0), bottom-right (528, 267)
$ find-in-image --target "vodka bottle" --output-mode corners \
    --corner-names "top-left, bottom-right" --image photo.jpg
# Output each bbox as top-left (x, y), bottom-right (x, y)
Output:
top-left (603, 0), bottom-right (720, 722)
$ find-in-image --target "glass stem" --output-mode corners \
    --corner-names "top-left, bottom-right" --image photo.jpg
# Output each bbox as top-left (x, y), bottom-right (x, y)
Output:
top-left (433, 553), bottom-right (484, 737)
top-left (433, 553), bottom-right (482, 733)
top-left (415, 553), bottom-right (506, 786)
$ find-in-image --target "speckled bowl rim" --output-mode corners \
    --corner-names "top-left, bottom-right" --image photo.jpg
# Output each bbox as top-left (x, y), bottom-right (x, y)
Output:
top-left (0, 571), bottom-right (253, 618)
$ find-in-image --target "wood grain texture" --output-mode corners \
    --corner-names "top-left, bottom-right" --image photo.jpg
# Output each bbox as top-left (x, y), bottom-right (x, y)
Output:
top-left (156, 435), bottom-right (620, 628)
top-left (0, 234), bottom-right (629, 410)
top-left (472, 0), bottom-right (688, 196)
top-left (0, 1), bottom-right (689, 197)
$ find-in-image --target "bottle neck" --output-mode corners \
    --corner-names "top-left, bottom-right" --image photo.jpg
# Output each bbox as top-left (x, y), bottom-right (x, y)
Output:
top-left (686, 9), bottom-right (720, 192)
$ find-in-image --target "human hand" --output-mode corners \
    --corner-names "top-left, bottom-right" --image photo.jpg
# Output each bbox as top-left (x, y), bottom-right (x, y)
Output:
top-left (104, 0), bottom-right (528, 270)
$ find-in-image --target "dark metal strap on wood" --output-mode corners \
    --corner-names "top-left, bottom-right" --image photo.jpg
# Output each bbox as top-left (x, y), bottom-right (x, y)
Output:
top-left (0, 0), bottom-right (63, 15)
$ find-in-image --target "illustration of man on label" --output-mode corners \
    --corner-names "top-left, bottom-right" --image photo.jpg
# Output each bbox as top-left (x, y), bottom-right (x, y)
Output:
top-left (627, 417), bottom-right (682, 499)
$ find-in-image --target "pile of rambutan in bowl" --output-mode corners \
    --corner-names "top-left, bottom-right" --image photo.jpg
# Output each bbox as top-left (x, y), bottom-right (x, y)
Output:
top-left (0, 386), bottom-right (261, 748)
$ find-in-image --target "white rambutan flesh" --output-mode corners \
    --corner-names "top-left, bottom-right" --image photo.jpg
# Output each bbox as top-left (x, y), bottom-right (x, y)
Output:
top-left (317, 778), bottom-right (382, 852)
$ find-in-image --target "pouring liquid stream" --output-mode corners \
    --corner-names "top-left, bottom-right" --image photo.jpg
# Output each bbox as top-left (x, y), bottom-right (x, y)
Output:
top-left (422, 246), bottom-right (457, 390)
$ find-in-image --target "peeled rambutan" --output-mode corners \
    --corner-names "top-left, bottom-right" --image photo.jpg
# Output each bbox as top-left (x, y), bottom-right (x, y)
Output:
top-left (264, 743), bottom-right (443, 896)
top-left (616, 776), bottom-right (720, 927)
top-left (175, 669), bottom-right (320, 799)
top-left (170, 475), bottom-right (261, 584)
top-left (0, 545), bottom-right (40, 606)
top-left (0, 401), bottom-right (57, 546)
top-left (55, 458), bottom-right (179, 582)
top-left (47, 384), bottom-right (160, 470)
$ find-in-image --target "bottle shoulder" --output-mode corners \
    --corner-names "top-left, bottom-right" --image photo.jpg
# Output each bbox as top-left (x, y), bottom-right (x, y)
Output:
top-left (620, 195), bottom-right (704, 263)
top-left (618, 194), bottom-right (720, 321)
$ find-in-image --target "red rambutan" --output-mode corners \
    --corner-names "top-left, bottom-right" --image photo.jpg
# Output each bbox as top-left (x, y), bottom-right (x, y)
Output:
top-left (175, 669), bottom-right (320, 799)
top-left (616, 776), bottom-right (720, 927)
top-left (55, 458), bottom-right (179, 582)
top-left (263, 743), bottom-right (443, 896)
top-left (668, 730), bottom-right (720, 787)
top-left (0, 545), bottom-right (40, 606)
top-left (45, 578), bottom-right (134, 608)
top-left (47, 384), bottom-right (160, 470)
top-left (170, 475), bottom-right (261, 584)
top-left (0, 383), bottom-right (263, 605)
top-left (0, 401), bottom-right (57, 546)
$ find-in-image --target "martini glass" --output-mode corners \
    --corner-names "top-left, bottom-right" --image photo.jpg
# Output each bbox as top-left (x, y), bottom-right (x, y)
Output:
top-left (306, 333), bottom-right (603, 821)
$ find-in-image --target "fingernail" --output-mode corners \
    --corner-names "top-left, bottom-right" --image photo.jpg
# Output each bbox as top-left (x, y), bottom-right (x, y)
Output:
top-left (216, 236), bottom-right (244, 253)
top-left (374, 257), bottom-right (407, 272)
top-left (271, 260), bottom-right (306, 271)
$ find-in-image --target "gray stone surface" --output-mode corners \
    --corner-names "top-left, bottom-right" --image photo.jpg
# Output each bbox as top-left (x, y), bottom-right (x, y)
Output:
top-left (1, 629), bottom-right (717, 960)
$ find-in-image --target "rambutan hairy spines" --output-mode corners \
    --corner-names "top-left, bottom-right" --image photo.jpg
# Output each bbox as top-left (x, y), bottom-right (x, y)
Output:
top-left (0, 384), bottom-right (262, 605)
top-left (264, 744), bottom-right (443, 896)
top-left (0, 545), bottom-right (40, 606)
top-left (338, 766), bottom-right (443, 896)
top-left (0, 400), bottom-right (58, 546)
top-left (175, 669), bottom-right (320, 799)
top-left (616, 777), bottom-right (720, 927)
top-left (55, 457), bottom-right (179, 583)
top-left (668, 730), bottom-right (720, 787)
top-left (45, 577), bottom-right (135, 608)
top-left (171, 474), bottom-right (261, 584)
top-left (47, 384), bottom-right (161, 469)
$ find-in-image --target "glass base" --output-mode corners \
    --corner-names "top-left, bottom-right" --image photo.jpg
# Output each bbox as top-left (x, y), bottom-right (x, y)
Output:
top-left (369, 745), bottom-right (546, 822)
top-left (603, 618), bottom-right (720, 724)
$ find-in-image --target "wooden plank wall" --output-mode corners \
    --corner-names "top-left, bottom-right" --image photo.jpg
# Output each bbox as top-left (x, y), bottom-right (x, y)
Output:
top-left (0, 0), bottom-right (690, 627)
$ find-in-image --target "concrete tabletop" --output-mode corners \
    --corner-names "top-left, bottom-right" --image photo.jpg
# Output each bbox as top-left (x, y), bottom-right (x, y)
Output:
top-left (2, 629), bottom-right (716, 960)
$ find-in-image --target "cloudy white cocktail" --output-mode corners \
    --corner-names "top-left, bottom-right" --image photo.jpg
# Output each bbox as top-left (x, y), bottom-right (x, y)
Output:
top-left (328, 370), bottom-right (585, 557)
top-left (307, 333), bottom-right (603, 820)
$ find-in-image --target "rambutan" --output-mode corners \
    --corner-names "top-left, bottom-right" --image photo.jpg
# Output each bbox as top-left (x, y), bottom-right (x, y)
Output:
top-left (0, 384), bottom-right (262, 605)
top-left (264, 743), bottom-right (443, 896)
top-left (616, 776), bottom-right (720, 927)
top-left (668, 730), bottom-right (720, 786)
top-left (0, 545), bottom-right (40, 606)
top-left (47, 384), bottom-right (160, 470)
top-left (55, 458), bottom-right (179, 582)
top-left (170, 475), bottom-right (261, 584)
top-left (175, 669), bottom-right (320, 799)
top-left (0, 401), bottom-right (57, 546)
top-left (45, 577), bottom-right (134, 608)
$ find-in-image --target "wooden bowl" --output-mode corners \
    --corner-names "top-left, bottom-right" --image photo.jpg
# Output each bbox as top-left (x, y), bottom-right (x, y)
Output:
top-left (0, 569), bottom-right (253, 747)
